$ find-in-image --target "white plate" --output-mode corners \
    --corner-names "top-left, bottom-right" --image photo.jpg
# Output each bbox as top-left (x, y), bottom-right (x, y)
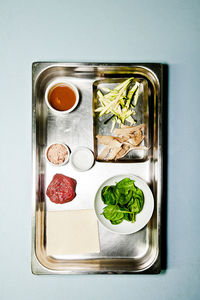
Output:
top-left (94, 174), bottom-right (154, 235)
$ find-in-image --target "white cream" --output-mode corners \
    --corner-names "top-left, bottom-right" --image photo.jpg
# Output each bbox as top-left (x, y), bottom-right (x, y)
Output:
top-left (71, 147), bottom-right (94, 171)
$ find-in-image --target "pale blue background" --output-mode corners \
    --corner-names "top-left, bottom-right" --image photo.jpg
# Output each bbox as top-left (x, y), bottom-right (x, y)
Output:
top-left (0, 0), bottom-right (199, 299)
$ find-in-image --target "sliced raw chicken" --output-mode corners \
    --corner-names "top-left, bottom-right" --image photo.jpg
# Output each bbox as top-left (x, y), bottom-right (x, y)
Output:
top-left (97, 124), bottom-right (146, 161)
top-left (115, 144), bottom-right (132, 160)
top-left (128, 130), bottom-right (144, 146)
top-left (106, 145), bottom-right (122, 160)
top-left (97, 146), bottom-right (110, 160)
top-left (114, 124), bottom-right (145, 137)
top-left (96, 135), bottom-right (115, 145)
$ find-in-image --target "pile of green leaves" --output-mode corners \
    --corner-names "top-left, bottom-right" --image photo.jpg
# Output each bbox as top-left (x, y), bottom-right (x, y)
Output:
top-left (101, 178), bottom-right (144, 225)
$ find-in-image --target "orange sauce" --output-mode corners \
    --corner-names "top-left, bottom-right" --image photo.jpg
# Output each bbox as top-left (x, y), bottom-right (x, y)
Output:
top-left (48, 84), bottom-right (76, 111)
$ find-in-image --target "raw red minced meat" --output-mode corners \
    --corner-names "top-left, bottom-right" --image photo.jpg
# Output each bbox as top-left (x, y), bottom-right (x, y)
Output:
top-left (46, 174), bottom-right (77, 204)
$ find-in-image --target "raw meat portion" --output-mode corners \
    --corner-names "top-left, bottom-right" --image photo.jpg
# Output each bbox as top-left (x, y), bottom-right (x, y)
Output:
top-left (46, 174), bottom-right (77, 204)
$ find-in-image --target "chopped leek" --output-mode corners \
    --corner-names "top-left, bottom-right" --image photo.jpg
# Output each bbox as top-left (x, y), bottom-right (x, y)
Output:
top-left (95, 77), bottom-right (140, 129)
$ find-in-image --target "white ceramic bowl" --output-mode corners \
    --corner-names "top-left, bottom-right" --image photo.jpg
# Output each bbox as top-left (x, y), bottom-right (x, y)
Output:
top-left (94, 174), bottom-right (154, 235)
top-left (71, 147), bottom-right (94, 171)
top-left (45, 142), bottom-right (70, 166)
top-left (45, 77), bottom-right (79, 114)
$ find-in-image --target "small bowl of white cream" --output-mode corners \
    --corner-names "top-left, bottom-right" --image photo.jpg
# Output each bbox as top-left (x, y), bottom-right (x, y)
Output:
top-left (71, 147), bottom-right (94, 172)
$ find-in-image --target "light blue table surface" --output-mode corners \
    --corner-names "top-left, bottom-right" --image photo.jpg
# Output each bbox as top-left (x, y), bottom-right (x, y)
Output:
top-left (0, 0), bottom-right (199, 299)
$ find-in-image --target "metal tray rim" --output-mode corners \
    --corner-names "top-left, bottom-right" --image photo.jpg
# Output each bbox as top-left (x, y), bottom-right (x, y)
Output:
top-left (31, 62), bottom-right (164, 275)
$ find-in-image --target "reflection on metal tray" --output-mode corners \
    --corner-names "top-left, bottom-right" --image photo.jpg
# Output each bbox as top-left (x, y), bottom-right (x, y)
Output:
top-left (32, 62), bottom-right (164, 274)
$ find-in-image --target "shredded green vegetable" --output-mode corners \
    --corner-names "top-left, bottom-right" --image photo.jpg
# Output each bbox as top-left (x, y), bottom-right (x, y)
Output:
top-left (95, 77), bottom-right (140, 129)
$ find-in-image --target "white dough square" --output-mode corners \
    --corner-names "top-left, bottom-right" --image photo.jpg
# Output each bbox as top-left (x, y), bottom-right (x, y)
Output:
top-left (46, 210), bottom-right (100, 256)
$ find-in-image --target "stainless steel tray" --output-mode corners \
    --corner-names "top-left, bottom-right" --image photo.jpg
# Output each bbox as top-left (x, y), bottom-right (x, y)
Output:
top-left (32, 62), bottom-right (164, 274)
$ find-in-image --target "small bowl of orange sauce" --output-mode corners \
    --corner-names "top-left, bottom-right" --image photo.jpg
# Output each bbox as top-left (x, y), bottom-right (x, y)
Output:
top-left (45, 78), bottom-right (79, 114)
